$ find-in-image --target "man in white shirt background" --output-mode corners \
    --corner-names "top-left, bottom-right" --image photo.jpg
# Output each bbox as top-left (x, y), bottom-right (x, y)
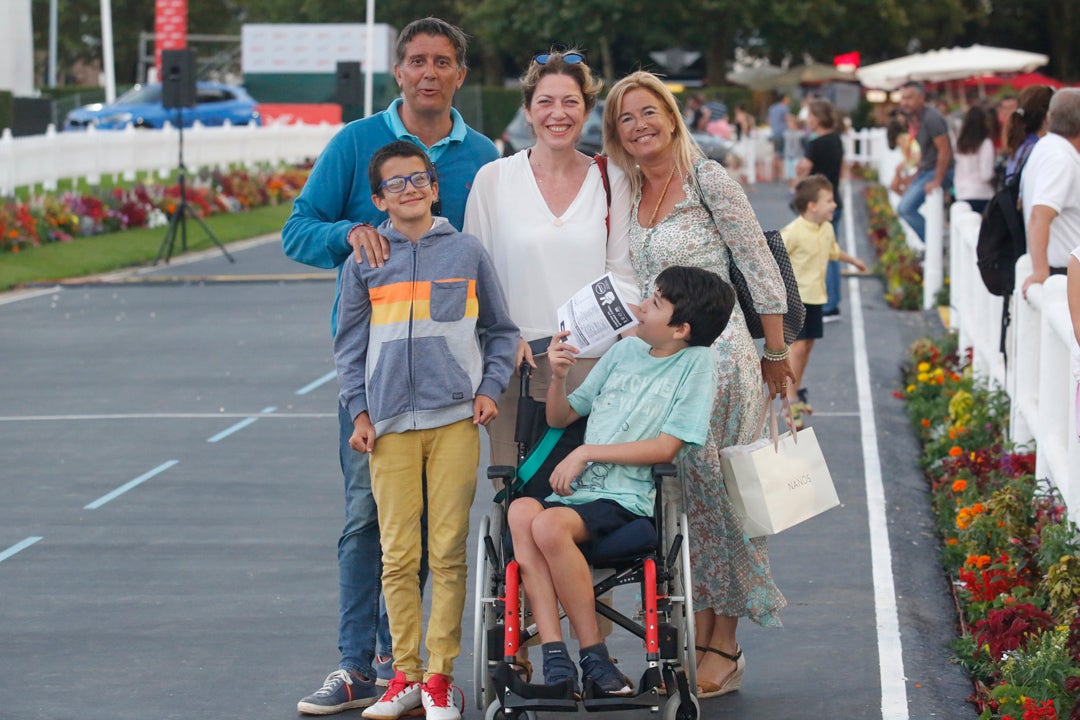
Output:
top-left (1021, 88), bottom-right (1080, 298)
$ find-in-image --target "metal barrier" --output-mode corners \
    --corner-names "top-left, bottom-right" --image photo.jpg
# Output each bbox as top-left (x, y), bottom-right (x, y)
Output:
top-left (0, 120), bottom-right (341, 196)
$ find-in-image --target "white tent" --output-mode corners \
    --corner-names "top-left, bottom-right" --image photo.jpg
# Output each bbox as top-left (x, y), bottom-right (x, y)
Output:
top-left (725, 63), bottom-right (785, 92)
top-left (857, 44), bottom-right (1049, 90)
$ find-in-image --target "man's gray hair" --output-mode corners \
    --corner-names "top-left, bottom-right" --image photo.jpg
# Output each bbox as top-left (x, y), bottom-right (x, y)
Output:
top-left (1048, 87), bottom-right (1080, 138)
top-left (900, 81), bottom-right (925, 96)
top-left (395, 17), bottom-right (469, 70)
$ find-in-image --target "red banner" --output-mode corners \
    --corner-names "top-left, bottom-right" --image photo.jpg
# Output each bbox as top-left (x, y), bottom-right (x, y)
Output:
top-left (154, 0), bottom-right (188, 77)
top-left (834, 51), bottom-right (861, 73)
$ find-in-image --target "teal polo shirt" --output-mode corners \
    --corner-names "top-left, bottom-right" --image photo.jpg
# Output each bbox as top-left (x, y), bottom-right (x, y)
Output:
top-left (383, 97), bottom-right (468, 164)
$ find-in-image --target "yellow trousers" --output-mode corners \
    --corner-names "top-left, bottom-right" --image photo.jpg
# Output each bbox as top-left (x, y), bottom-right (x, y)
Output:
top-left (370, 418), bottom-right (479, 682)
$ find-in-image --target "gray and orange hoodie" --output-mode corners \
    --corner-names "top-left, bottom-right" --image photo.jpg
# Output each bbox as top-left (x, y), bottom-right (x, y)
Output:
top-left (334, 217), bottom-right (518, 436)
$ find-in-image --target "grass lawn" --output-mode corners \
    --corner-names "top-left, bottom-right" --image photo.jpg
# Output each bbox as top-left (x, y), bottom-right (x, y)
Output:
top-left (0, 204), bottom-right (292, 292)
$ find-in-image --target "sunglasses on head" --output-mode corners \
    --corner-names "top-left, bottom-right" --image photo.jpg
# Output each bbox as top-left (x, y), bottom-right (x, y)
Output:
top-left (534, 52), bottom-right (584, 66)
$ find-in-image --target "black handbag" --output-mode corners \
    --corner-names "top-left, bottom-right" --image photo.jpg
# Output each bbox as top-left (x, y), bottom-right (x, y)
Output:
top-left (692, 164), bottom-right (805, 344)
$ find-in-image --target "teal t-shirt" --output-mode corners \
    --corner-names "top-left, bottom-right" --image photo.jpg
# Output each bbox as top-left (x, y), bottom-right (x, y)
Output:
top-left (551, 337), bottom-right (718, 517)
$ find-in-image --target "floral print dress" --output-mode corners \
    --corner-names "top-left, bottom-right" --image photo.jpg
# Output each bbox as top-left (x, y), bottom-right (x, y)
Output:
top-left (629, 158), bottom-right (787, 626)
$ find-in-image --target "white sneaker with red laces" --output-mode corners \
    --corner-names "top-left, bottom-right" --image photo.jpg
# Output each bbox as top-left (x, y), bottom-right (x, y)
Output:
top-left (361, 671), bottom-right (422, 720)
top-left (421, 674), bottom-right (462, 720)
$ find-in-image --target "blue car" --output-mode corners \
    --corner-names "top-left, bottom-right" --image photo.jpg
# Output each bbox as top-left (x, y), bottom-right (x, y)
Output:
top-left (64, 82), bottom-right (261, 131)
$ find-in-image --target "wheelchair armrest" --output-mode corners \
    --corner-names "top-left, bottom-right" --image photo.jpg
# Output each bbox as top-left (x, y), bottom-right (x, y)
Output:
top-left (651, 463), bottom-right (677, 484)
top-left (488, 465), bottom-right (517, 482)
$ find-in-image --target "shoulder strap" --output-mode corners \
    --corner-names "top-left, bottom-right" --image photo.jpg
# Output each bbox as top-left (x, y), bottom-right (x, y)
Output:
top-left (689, 159), bottom-right (714, 222)
top-left (594, 154), bottom-right (611, 234)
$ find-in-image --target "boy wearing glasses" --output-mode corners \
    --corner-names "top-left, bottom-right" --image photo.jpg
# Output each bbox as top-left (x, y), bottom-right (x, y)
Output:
top-left (335, 140), bottom-right (517, 720)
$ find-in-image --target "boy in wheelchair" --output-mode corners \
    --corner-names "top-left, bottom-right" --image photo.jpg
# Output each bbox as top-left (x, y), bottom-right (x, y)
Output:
top-left (507, 265), bottom-right (735, 697)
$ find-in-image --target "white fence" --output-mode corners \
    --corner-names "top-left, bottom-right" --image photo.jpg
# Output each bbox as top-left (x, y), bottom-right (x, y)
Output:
top-left (884, 159), bottom-right (1080, 516)
top-left (843, 127), bottom-right (945, 310)
top-left (0, 121), bottom-right (343, 196)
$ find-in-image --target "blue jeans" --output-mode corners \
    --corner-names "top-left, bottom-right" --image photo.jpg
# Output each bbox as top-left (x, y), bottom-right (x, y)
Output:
top-left (897, 169), bottom-right (934, 241)
top-left (337, 401), bottom-right (391, 676)
top-left (897, 168), bottom-right (953, 242)
top-left (823, 209), bottom-right (843, 314)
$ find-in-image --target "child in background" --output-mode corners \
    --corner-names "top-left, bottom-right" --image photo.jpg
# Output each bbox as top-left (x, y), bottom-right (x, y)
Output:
top-left (780, 175), bottom-right (867, 427)
top-left (334, 140), bottom-right (518, 720)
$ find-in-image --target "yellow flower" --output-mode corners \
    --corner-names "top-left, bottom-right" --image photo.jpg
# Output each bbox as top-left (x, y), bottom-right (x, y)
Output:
top-left (917, 372), bottom-right (930, 383)
top-left (906, 384), bottom-right (915, 393)
top-left (917, 362), bottom-right (930, 372)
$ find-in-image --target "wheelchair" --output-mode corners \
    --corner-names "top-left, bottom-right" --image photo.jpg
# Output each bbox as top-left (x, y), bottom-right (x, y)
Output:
top-left (472, 356), bottom-right (700, 720)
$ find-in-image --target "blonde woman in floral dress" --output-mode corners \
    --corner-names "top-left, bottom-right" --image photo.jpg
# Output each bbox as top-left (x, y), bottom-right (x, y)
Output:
top-left (603, 71), bottom-right (794, 699)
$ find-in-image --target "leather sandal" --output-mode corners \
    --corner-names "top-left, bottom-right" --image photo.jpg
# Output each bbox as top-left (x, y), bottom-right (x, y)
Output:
top-left (695, 645), bottom-right (746, 699)
top-left (509, 656), bottom-right (533, 684)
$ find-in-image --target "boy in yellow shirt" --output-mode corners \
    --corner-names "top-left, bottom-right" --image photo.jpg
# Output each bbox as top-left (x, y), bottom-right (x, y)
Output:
top-left (780, 174), bottom-right (867, 426)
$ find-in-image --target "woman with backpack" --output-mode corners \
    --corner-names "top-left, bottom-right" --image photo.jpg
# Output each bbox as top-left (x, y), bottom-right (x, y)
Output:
top-left (1004, 85), bottom-right (1055, 182)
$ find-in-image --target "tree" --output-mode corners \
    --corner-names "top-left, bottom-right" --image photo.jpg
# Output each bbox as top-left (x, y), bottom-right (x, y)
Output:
top-left (32, 0), bottom-right (243, 86)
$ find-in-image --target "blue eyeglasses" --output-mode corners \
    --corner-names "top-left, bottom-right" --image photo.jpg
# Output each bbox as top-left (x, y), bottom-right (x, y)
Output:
top-left (534, 52), bottom-right (585, 66)
top-left (378, 170), bottom-right (434, 194)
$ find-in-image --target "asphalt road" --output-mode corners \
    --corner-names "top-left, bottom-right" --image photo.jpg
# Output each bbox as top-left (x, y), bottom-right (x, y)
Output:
top-left (0, 182), bottom-right (973, 720)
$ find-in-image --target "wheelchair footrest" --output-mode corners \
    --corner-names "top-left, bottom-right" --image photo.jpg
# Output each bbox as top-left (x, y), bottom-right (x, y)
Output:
top-left (580, 686), bottom-right (662, 712)
top-left (493, 661), bottom-right (579, 712)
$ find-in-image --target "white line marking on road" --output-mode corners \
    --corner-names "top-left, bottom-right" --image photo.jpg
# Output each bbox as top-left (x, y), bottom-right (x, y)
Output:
top-left (0, 536), bottom-right (43, 563)
top-left (207, 406), bottom-right (276, 443)
top-left (85, 460), bottom-right (179, 510)
top-left (844, 179), bottom-right (909, 719)
top-left (0, 412), bottom-right (335, 421)
top-left (0, 286), bottom-right (60, 306)
top-left (296, 370), bottom-right (337, 396)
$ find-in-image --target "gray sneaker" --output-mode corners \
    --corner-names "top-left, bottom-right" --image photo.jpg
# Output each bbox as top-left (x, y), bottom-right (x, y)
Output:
top-left (297, 669), bottom-right (380, 715)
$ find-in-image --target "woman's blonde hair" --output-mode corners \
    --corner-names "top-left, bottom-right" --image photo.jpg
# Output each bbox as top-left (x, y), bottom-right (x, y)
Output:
top-left (519, 49), bottom-right (603, 112)
top-left (602, 71), bottom-right (704, 196)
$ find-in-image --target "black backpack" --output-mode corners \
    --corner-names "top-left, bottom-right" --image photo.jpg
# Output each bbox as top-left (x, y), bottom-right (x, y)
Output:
top-left (976, 168), bottom-right (1026, 296)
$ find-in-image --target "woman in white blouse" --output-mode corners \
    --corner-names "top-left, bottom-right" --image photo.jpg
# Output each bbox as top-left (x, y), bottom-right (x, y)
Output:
top-left (464, 50), bottom-right (639, 467)
top-left (953, 105), bottom-right (996, 214)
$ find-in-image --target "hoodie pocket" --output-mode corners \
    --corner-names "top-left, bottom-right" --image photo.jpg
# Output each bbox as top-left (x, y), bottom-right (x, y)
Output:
top-left (411, 336), bottom-right (474, 410)
top-left (430, 279), bottom-right (468, 322)
top-left (367, 338), bottom-right (411, 422)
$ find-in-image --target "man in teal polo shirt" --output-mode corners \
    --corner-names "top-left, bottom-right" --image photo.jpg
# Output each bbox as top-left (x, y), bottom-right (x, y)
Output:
top-left (282, 16), bottom-right (499, 716)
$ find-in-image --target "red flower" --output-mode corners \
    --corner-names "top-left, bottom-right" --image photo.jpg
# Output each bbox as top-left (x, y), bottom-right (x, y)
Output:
top-left (1021, 696), bottom-right (1056, 719)
top-left (971, 602), bottom-right (1053, 659)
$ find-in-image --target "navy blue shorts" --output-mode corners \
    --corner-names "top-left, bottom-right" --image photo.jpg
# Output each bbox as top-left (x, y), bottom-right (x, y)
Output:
top-left (540, 498), bottom-right (642, 546)
top-left (797, 304), bottom-right (824, 340)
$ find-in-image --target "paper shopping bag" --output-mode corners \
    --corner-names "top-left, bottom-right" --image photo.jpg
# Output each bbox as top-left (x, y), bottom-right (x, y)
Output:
top-left (719, 425), bottom-right (839, 538)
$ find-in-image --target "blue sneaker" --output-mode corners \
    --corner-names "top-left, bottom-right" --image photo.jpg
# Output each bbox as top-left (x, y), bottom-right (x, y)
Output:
top-left (580, 647), bottom-right (632, 696)
top-left (297, 669), bottom-right (380, 715)
top-left (541, 642), bottom-right (580, 697)
top-left (374, 655), bottom-right (395, 687)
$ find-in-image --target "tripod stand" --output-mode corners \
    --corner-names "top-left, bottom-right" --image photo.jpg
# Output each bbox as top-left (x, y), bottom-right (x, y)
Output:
top-left (154, 106), bottom-right (235, 265)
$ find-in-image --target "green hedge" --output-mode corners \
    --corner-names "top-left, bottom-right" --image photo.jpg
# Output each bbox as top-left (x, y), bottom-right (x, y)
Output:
top-left (0, 90), bottom-right (13, 134)
top-left (480, 87), bottom-right (522, 141)
top-left (42, 85), bottom-right (109, 103)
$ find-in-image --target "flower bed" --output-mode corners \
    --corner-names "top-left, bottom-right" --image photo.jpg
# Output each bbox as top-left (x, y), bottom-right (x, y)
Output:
top-left (864, 179), bottom-right (923, 310)
top-left (895, 333), bottom-right (1080, 719)
top-left (0, 165), bottom-right (310, 254)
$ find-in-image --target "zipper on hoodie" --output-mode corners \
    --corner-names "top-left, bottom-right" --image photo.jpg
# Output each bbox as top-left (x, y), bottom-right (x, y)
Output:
top-left (407, 242), bottom-right (418, 430)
